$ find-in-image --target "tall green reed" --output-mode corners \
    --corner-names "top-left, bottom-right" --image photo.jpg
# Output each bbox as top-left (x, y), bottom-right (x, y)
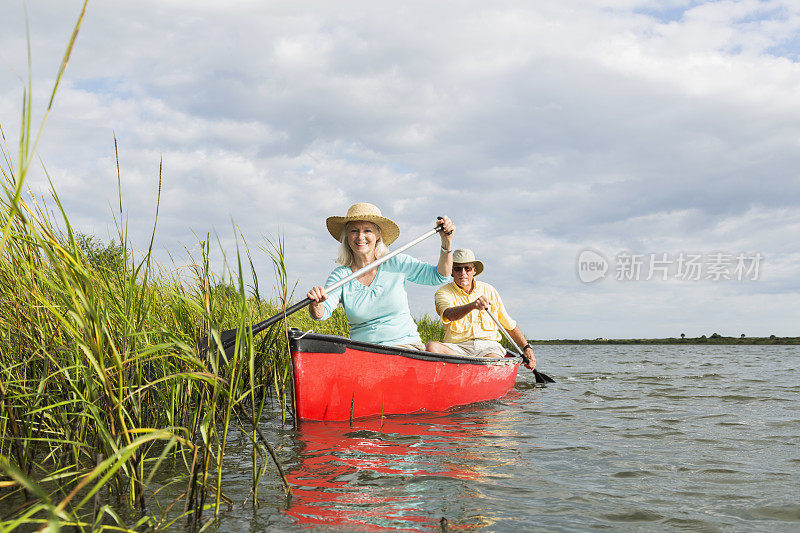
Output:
top-left (0, 172), bottom-right (305, 530)
top-left (415, 314), bottom-right (446, 344)
top-left (0, 4), bottom-right (304, 530)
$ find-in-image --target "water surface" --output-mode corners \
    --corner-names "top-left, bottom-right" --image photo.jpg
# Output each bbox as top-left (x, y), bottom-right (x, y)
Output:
top-left (217, 344), bottom-right (800, 531)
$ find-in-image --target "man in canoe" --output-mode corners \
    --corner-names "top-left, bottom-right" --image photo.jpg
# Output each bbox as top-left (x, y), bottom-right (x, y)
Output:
top-left (426, 249), bottom-right (536, 369)
top-left (306, 202), bottom-right (456, 350)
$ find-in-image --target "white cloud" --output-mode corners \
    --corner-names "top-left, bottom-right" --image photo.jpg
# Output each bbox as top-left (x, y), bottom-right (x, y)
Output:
top-left (1, 0), bottom-right (799, 338)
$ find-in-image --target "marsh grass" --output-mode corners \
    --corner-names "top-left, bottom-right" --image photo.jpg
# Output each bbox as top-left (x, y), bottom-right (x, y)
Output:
top-left (0, 163), bottom-right (316, 529)
top-left (414, 314), bottom-right (445, 344)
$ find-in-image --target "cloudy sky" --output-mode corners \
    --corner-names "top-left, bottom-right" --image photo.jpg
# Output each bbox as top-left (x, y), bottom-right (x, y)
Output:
top-left (2, 0), bottom-right (799, 339)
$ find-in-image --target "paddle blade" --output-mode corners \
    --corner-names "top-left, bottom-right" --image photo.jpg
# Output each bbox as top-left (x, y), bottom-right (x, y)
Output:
top-left (219, 327), bottom-right (239, 351)
top-left (533, 369), bottom-right (555, 384)
top-left (196, 327), bottom-right (239, 367)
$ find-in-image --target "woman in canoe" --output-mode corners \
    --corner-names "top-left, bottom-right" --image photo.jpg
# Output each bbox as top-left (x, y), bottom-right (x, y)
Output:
top-left (307, 202), bottom-right (455, 350)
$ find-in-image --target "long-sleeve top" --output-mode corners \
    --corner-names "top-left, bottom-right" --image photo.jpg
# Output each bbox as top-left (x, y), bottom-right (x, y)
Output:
top-left (313, 253), bottom-right (448, 346)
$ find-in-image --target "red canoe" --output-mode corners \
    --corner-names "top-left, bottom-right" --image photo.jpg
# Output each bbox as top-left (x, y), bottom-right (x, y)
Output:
top-left (289, 329), bottom-right (521, 421)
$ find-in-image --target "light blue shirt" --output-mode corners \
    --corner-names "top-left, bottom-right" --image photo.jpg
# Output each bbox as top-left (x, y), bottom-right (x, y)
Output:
top-left (314, 253), bottom-right (448, 346)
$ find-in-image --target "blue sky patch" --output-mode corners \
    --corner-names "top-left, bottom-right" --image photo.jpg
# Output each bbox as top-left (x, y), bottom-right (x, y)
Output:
top-left (766, 35), bottom-right (800, 61)
top-left (73, 76), bottom-right (131, 98)
top-left (634, 2), bottom-right (694, 23)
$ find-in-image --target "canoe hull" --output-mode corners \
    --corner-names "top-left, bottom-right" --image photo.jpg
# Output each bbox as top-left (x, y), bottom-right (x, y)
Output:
top-left (289, 329), bottom-right (520, 421)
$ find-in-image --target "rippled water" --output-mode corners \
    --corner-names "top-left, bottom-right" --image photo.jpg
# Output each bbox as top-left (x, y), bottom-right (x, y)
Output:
top-left (217, 345), bottom-right (800, 531)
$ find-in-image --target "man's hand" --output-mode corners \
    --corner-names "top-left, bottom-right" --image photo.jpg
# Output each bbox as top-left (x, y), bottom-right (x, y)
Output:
top-left (522, 344), bottom-right (536, 370)
top-left (471, 296), bottom-right (491, 312)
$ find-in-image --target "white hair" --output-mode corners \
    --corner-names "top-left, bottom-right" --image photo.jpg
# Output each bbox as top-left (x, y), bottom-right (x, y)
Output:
top-left (336, 221), bottom-right (390, 267)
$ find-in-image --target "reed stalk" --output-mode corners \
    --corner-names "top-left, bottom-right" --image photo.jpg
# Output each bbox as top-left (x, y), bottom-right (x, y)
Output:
top-left (0, 5), bottom-right (307, 530)
top-left (0, 175), bottom-right (309, 529)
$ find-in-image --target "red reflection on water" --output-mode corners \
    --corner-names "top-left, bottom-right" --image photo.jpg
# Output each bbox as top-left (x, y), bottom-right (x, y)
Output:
top-left (283, 407), bottom-right (510, 531)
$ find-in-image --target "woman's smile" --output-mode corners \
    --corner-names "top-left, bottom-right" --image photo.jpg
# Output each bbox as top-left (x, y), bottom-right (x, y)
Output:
top-left (348, 221), bottom-right (379, 257)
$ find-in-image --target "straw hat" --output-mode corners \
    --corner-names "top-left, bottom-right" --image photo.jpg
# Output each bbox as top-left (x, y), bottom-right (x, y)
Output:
top-left (453, 249), bottom-right (484, 275)
top-left (326, 203), bottom-right (400, 245)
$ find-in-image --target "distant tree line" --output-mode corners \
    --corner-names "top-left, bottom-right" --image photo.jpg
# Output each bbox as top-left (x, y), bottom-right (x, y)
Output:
top-left (532, 333), bottom-right (799, 345)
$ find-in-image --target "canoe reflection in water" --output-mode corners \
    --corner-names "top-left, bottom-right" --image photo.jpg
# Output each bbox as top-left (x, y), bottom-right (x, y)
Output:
top-left (283, 404), bottom-right (522, 531)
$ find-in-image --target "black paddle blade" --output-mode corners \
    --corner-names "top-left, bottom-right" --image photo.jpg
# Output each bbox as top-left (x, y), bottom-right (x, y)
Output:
top-left (219, 327), bottom-right (239, 352)
top-left (514, 350), bottom-right (555, 384)
top-left (195, 298), bottom-right (314, 364)
top-left (196, 327), bottom-right (240, 367)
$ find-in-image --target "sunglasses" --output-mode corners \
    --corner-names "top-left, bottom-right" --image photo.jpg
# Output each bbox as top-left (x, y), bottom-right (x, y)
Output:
top-left (453, 266), bottom-right (475, 272)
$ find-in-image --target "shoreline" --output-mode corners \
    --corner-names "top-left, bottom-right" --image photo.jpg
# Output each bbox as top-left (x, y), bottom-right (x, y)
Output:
top-left (529, 336), bottom-right (800, 345)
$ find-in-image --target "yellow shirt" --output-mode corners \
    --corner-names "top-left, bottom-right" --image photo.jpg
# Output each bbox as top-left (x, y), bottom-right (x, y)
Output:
top-left (434, 280), bottom-right (517, 343)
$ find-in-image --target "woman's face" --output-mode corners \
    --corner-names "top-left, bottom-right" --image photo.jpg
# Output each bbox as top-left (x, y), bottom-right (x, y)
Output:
top-left (347, 221), bottom-right (380, 257)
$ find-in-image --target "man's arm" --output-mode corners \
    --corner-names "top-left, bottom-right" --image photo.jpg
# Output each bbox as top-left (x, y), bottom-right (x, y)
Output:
top-left (442, 296), bottom-right (490, 322)
top-left (506, 325), bottom-right (536, 369)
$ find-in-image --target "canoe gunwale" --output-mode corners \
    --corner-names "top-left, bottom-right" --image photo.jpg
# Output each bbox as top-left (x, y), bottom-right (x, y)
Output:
top-left (287, 328), bottom-right (522, 367)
